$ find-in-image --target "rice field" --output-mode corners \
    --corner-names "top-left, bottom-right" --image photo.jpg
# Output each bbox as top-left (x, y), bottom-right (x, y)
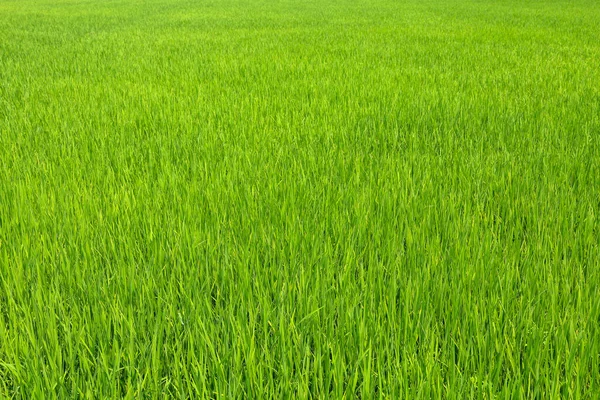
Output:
top-left (1, 0), bottom-right (600, 397)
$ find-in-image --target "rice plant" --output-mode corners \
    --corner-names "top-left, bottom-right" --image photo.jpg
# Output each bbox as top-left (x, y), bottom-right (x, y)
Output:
top-left (1, 0), bottom-right (599, 397)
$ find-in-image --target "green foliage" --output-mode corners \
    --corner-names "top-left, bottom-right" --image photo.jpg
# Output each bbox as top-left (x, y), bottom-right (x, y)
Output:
top-left (1, 0), bottom-right (599, 397)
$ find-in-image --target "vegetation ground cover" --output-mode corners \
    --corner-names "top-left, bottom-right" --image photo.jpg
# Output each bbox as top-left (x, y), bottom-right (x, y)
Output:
top-left (1, 0), bottom-right (599, 397)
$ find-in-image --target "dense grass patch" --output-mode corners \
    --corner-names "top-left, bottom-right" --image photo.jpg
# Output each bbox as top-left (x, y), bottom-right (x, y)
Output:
top-left (1, 0), bottom-right (599, 397)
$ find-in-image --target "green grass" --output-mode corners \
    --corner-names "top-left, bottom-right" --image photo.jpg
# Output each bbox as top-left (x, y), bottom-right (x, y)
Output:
top-left (1, 0), bottom-right (600, 397)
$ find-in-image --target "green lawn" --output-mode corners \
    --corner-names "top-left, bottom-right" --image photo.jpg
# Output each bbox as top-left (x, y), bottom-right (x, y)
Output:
top-left (1, 0), bottom-right (599, 397)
